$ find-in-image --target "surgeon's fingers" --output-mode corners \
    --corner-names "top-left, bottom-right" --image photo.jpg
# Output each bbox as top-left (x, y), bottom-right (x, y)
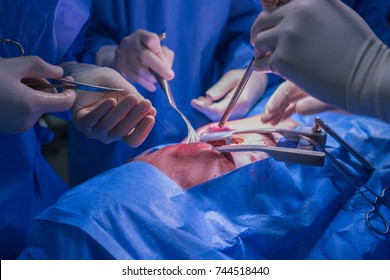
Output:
top-left (269, 81), bottom-right (307, 112)
top-left (252, 27), bottom-right (279, 64)
top-left (123, 115), bottom-right (155, 147)
top-left (250, 7), bottom-right (284, 45)
top-left (206, 70), bottom-right (240, 101)
top-left (33, 86), bottom-right (77, 113)
top-left (140, 30), bottom-right (163, 56)
top-left (90, 95), bottom-right (140, 141)
top-left (261, 81), bottom-right (306, 124)
top-left (139, 32), bottom-right (175, 80)
top-left (191, 96), bottom-right (229, 122)
top-left (295, 96), bottom-right (335, 115)
top-left (122, 66), bottom-right (157, 92)
top-left (108, 99), bottom-right (153, 140)
top-left (73, 98), bottom-right (117, 136)
top-left (162, 46), bottom-right (175, 68)
top-left (137, 67), bottom-right (158, 92)
top-left (141, 48), bottom-right (175, 80)
top-left (137, 76), bottom-right (157, 92)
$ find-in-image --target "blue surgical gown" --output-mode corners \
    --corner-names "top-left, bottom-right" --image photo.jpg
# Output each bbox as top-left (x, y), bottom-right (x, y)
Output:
top-left (0, 0), bottom-right (90, 259)
top-left (67, 0), bottom-right (263, 185)
top-left (344, 0), bottom-right (390, 46)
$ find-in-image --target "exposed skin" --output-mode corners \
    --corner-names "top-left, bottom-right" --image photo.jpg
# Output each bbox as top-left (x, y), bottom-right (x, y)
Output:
top-left (134, 114), bottom-right (298, 189)
top-left (133, 142), bottom-right (236, 189)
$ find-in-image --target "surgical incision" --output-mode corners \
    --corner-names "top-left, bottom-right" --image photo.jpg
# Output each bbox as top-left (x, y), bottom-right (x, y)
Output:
top-left (134, 114), bottom-right (298, 189)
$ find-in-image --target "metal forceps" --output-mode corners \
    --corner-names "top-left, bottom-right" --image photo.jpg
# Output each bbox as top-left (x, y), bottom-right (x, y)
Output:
top-left (200, 125), bottom-right (327, 166)
top-left (301, 117), bottom-right (390, 235)
top-left (30, 78), bottom-right (125, 93)
top-left (218, 56), bottom-right (255, 127)
top-left (0, 39), bottom-right (125, 93)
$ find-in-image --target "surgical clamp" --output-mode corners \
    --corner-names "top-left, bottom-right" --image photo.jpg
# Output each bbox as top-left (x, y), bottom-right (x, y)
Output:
top-left (301, 117), bottom-right (389, 235)
top-left (200, 125), bottom-right (327, 166)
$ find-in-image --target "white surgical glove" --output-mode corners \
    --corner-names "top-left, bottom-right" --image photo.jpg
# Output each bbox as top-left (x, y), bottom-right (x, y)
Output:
top-left (62, 62), bottom-right (156, 147)
top-left (262, 81), bottom-right (335, 125)
top-left (0, 56), bottom-right (76, 133)
top-left (251, 0), bottom-right (390, 122)
top-left (96, 29), bottom-right (175, 92)
top-left (191, 70), bottom-right (268, 121)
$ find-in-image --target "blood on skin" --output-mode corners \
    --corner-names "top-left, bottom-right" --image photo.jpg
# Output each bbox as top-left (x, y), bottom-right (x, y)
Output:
top-left (134, 114), bottom-right (298, 189)
top-left (133, 142), bottom-right (236, 189)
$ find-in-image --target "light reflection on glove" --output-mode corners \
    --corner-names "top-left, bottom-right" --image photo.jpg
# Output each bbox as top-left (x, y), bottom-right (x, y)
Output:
top-left (96, 29), bottom-right (174, 92)
top-left (0, 56), bottom-right (76, 133)
top-left (261, 81), bottom-right (335, 125)
top-left (62, 62), bottom-right (156, 147)
top-left (191, 70), bottom-right (267, 122)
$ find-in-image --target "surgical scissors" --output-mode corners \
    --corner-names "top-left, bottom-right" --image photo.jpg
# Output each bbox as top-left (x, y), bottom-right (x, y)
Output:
top-left (0, 39), bottom-right (125, 93)
top-left (301, 123), bottom-right (390, 235)
top-left (24, 77), bottom-right (125, 93)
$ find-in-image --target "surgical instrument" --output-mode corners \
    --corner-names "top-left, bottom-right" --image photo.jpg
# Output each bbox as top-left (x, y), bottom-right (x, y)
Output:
top-left (200, 125), bottom-right (327, 166)
top-left (0, 38), bottom-right (125, 93)
top-left (24, 78), bottom-right (125, 93)
top-left (218, 56), bottom-right (255, 128)
top-left (313, 117), bottom-right (375, 171)
top-left (301, 117), bottom-right (389, 235)
top-left (151, 33), bottom-right (199, 143)
top-left (302, 135), bottom-right (389, 235)
top-left (153, 73), bottom-right (199, 143)
top-left (0, 38), bottom-right (25, 56)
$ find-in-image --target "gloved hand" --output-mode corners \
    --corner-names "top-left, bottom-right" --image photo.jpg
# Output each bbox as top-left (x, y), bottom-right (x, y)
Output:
top-left (0, 56), bottom-right (76, 133)
top-left (96, 29), bottom-right (175, 92)
top-left (251, 0), bottom-right (390, 122)
top-left (191, 70), bottom-right (267, 121)
top-left (62, 62), bottom-right (156, 147)
top-left (262, 81), bottom-right (335, 125)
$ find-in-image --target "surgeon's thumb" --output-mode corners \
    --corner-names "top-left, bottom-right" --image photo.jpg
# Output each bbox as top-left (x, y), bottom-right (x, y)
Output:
top-left (19, 56), bottom-right (64, 79)
top-left (35, 87), bottom-right (77, 113)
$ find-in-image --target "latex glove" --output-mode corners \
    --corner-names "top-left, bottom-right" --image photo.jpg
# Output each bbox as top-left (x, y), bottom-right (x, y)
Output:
top-left (262, 81), bottom-right (335, 125)
top-left (0, 56), bottom-right (76, 133)
top-left (251, 0), bottom-right (390, 122)
top-left (96, 29), bottom-right (175, 92)
top-left (62, 62), bottom-right (156, 147)
top-left (191, 70), bottom-right (268, 121)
